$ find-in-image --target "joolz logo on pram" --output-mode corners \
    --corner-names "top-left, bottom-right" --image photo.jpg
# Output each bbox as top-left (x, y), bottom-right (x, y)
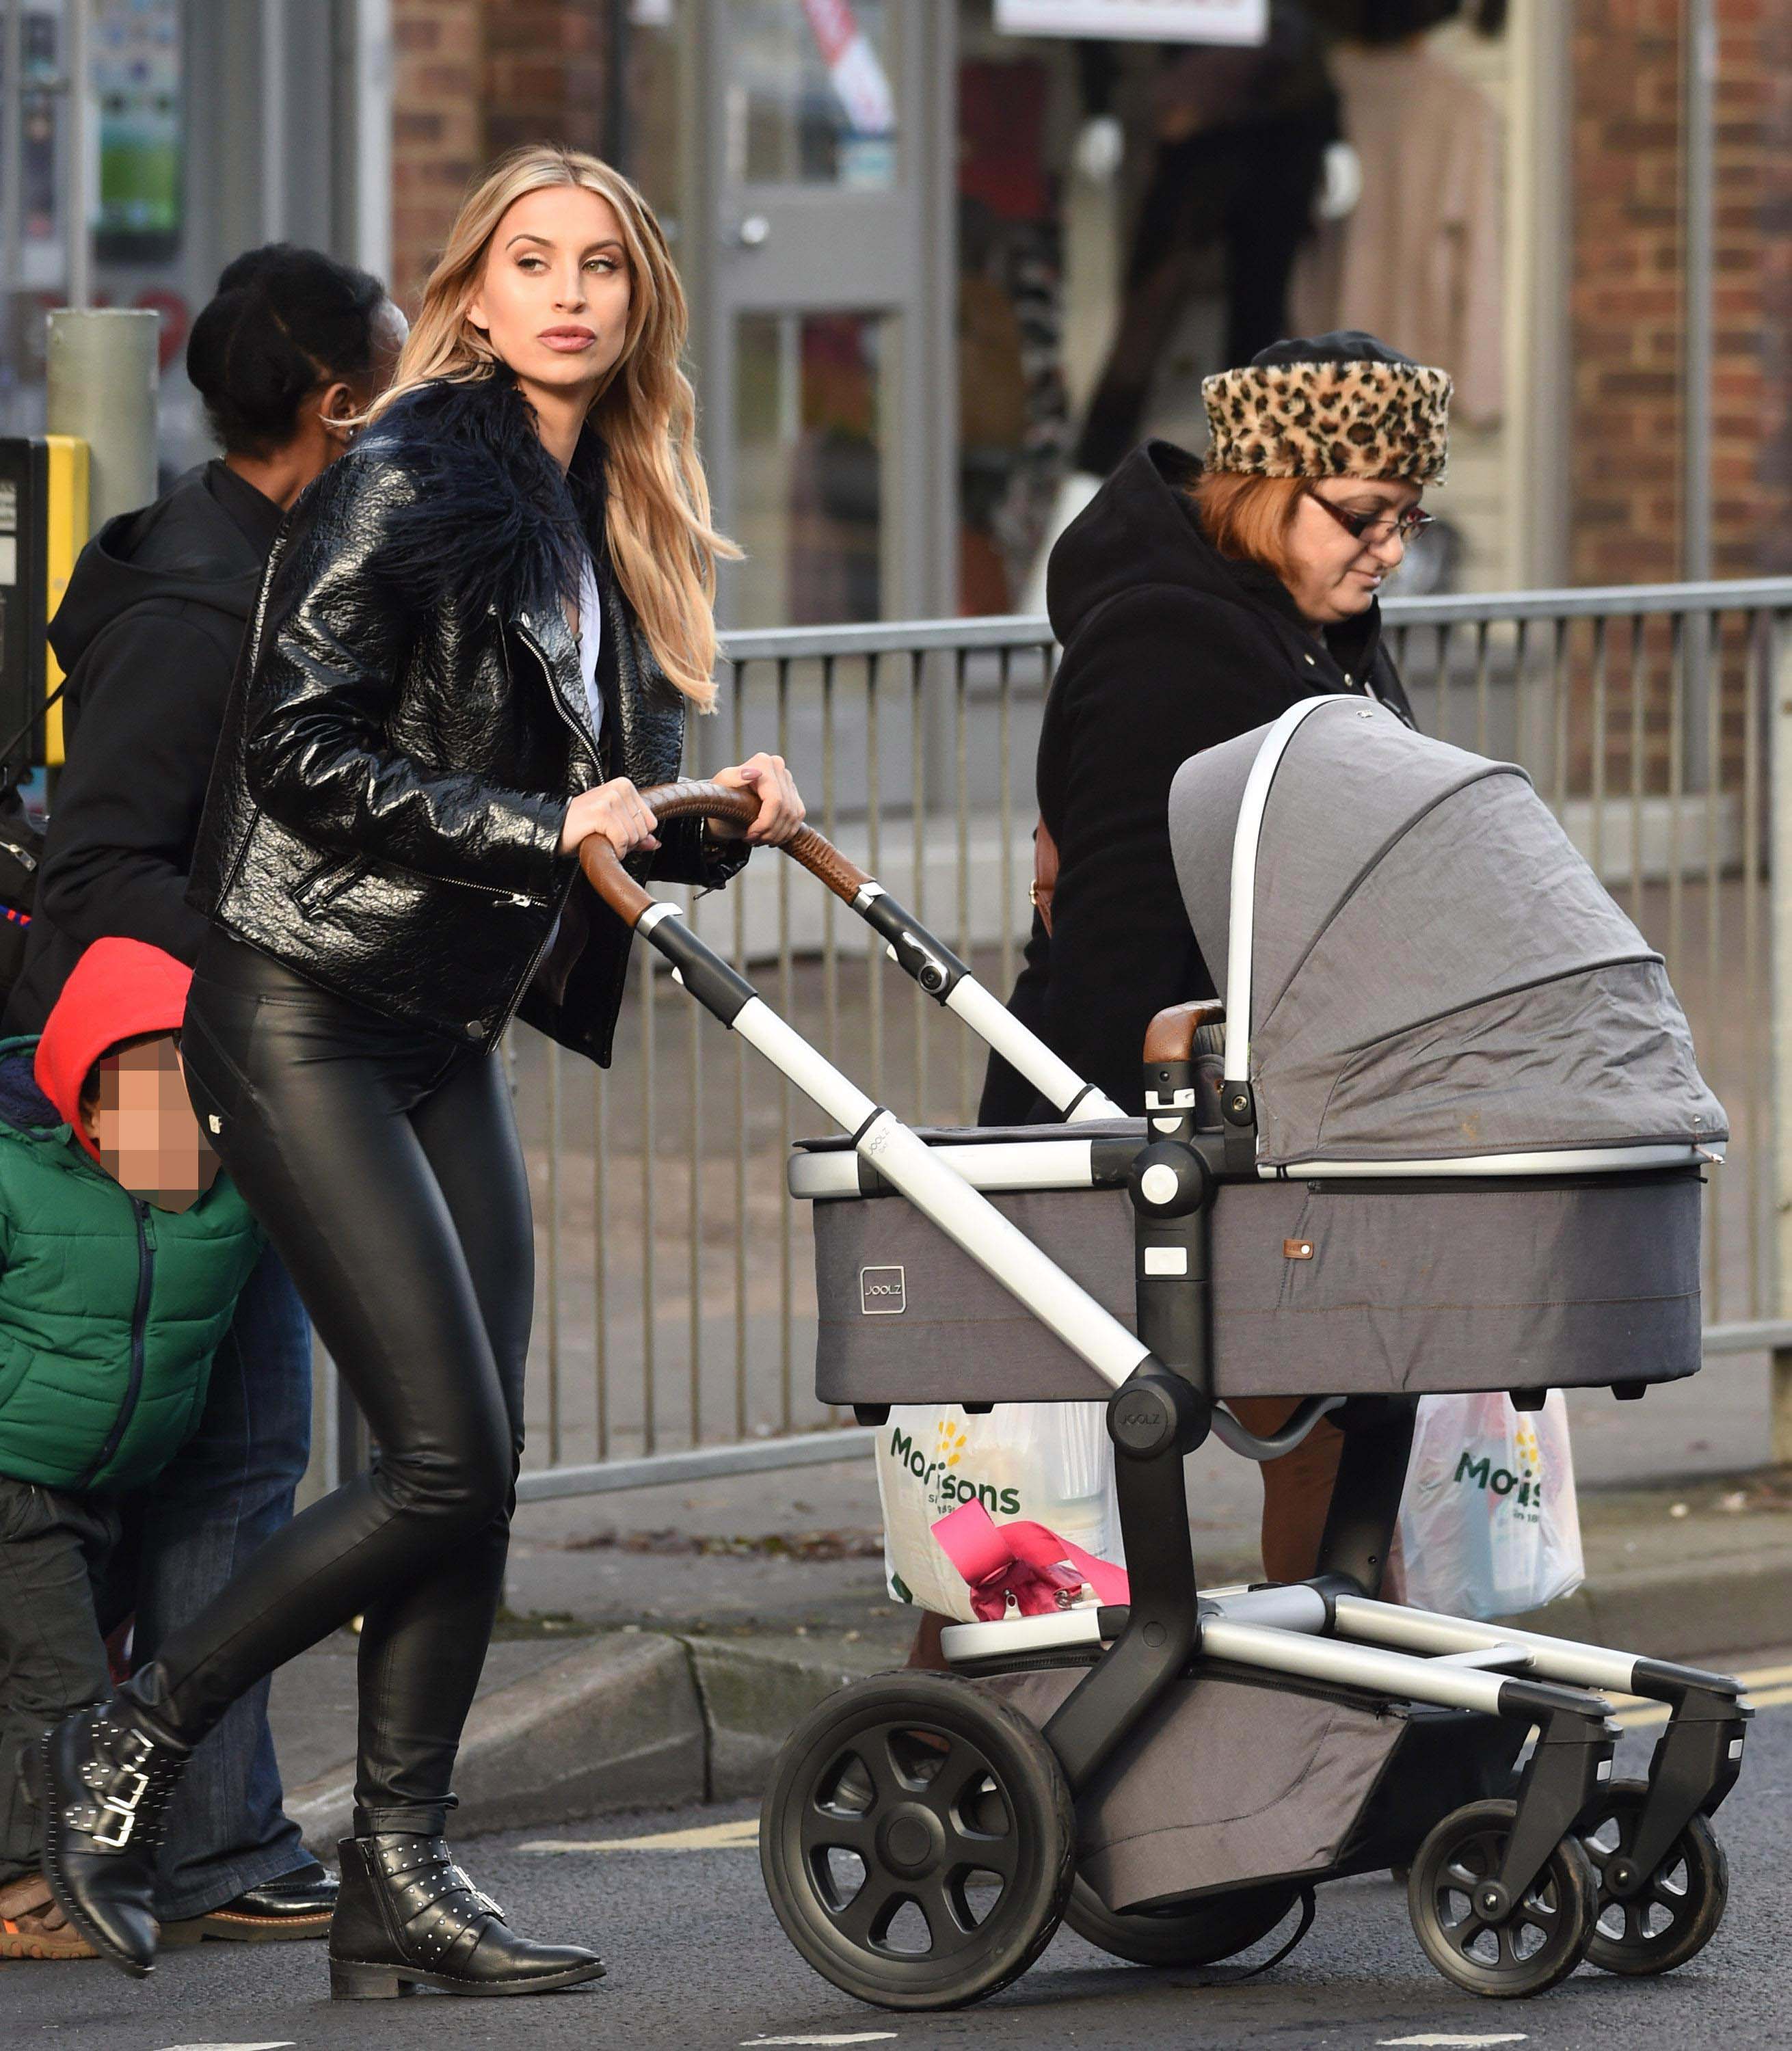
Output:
top-left (859, 1265), bottom-right (906, 1315)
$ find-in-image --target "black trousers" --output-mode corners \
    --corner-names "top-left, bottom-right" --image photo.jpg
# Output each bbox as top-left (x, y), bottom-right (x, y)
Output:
top-left (0, 1478), bottom-right (131, 1880)
top-left (135, 933), bottom-right (532, 1838)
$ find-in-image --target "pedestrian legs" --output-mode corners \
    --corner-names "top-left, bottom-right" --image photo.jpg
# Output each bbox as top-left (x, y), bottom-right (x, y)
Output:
top-left (129, 1244), bottom-right (313, 1920)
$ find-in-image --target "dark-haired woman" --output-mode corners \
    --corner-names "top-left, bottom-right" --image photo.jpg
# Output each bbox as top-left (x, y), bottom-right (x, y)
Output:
top-left (3, 245), bottom-right (403, 1949)
top-left (982, 331), bottom-right (1445, 1591)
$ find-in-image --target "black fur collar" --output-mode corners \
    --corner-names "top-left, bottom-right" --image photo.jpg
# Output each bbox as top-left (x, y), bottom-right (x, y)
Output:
top-left (360, 372), bottom-right (603, 621)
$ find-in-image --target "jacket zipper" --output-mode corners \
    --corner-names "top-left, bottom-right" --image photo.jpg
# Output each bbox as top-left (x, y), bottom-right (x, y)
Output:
top-left (516, 617), bottom-right (604, 769)
top-left (397, 861), bottom-right (548, 904)
top-left (479, 628), bottom-right (596, 1047)
top-left (71, 1198), bottom-right (155, 1490)
top-left (299, 851), bottom-right (546, 914)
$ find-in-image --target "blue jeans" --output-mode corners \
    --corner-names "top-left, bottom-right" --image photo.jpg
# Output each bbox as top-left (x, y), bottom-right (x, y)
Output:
top-left (132, 1243), bottom-right (313, 1918)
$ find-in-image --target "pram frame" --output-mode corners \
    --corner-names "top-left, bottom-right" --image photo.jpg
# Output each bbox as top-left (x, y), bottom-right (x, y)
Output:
top-left (580, 785), bottom-right (1748, 1999)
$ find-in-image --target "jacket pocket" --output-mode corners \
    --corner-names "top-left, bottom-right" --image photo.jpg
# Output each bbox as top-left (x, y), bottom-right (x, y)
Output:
top-left (289, 851), bottom-right (371, 919)
top-left (0, 1337), bottom-right (34, 1425)
top-left (0, 1473), bottom-right (48, 1544)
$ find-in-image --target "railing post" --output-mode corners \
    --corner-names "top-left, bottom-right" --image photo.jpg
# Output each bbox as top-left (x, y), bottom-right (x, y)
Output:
top-left (1771, 611), bottom-right (1792, 1463)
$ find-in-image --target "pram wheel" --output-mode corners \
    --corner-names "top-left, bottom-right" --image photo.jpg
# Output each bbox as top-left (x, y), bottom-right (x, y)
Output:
top-left (1407, 1798), bottom-right (1596, 1998)
top-left (760, 1672), bottom-right (1075, 2010)
top-left (1062, 1873), bottom-right (1303, 1968)
top-left (1581, 1778), bottom-right (1728, 1976)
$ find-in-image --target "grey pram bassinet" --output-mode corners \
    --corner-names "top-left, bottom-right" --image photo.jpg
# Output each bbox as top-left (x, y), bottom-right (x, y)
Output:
top-left (795, 697), bottom-right (1725, 1404)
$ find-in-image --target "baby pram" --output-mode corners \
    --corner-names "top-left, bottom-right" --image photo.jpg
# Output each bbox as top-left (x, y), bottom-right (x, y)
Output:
top-left (579, 696), bottom-right (1749, 2013)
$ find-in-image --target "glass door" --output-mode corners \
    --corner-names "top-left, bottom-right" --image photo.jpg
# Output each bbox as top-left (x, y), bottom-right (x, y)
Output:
top-left (695, 0), bottom-right (953, 628)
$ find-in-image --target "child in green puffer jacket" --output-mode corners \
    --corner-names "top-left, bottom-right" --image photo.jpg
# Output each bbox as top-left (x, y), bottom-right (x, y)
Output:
top-left (0, 937), bottom-right (261, 1958)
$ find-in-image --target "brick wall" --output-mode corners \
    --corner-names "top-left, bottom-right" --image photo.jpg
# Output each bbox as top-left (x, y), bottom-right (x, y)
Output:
top-left (483, 0), bottom-right (610, 161)
top-left (388, 1), bottom-right (614, 317)
top-left (1570, 0), bottom-right (1792, 584)
top-left (391, 0), bottom-right (485, 311)
top-left (1761, 3), bottom-right (1792, 576)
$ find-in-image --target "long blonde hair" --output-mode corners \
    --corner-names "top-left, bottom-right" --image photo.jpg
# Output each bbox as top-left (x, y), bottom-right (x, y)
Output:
top-left (370, 144), bottom-right (734, 710)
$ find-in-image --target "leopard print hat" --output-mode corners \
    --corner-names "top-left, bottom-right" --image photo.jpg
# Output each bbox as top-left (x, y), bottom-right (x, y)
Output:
top-left (1202, 331), bottom-right (1452, 485)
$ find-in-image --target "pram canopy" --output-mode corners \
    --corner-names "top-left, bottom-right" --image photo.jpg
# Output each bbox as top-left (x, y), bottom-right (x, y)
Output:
top-left (794, 703), bottom-right (1724, 1402)
top-left (1169, 697), bottom-right (1727, 1171)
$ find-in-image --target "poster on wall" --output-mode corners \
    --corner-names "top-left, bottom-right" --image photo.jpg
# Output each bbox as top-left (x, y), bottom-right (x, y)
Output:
top-left (994, 0), bottom-right (1268, 42)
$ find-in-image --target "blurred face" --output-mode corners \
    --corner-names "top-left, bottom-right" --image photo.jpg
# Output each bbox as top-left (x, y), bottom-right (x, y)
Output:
top-left (81, 1036), bottom-right (221, 1214)
top-left (466, 185), bottom-right (633, 404)
top-left (1283, 478), bottom-right (1423, 628)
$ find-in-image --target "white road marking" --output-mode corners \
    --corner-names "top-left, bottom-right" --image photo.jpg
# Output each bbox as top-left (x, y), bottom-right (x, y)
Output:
top-left (522, 1815), bottom-right (760, 1854)
top-left (1376, 2037), bottom-right (1527, 2048)
top-left (156, 2042), bottom-right (297, 2050)
top-left (740, 2037), bottom-right (898, 2048)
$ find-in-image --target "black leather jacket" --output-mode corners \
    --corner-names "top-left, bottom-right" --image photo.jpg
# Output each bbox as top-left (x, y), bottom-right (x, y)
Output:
top-left (188, 375), bottom-right (745, 1064)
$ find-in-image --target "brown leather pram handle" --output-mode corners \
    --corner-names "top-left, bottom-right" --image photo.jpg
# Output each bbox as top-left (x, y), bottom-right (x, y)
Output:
top-left (577, 778), bottom-right (872, 928)
top-left (1143, 997), bottom-right (1227, 1067)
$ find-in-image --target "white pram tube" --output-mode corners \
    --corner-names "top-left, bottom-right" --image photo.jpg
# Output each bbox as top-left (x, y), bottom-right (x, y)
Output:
top-left (847, 879), bottom-right (1125, 1123)
top-left (671, 957), bottom-right (1150, 1393)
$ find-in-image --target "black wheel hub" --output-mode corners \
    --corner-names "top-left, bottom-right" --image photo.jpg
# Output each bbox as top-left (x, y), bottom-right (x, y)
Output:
top-left (798, 1718), bottom-right (1025, 1963)
top-left (761, 1673), bottom-right (1077, 2011)
top-left (1580, 1778), bottom-right (1729, 1978)
top-left (1407, 1799), bottom-right (1596, 1998)
top-left (877, 1804), bottom-right (947, 1880)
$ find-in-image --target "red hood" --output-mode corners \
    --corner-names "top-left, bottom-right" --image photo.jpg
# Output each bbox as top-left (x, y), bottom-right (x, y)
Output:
top-left (33, 937), bottom-right (193, 1166)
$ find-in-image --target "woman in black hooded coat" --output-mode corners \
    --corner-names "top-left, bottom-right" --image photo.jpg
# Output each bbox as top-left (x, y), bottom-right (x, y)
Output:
top-left (980, 331), bottom-right (1448, 1592)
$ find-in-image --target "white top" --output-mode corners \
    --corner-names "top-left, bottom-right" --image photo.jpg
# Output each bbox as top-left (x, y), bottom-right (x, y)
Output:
top-left (576, 554), bottom-right (603, 749)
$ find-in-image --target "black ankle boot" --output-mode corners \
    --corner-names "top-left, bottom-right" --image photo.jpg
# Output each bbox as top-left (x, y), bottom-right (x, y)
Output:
top-left (328, 1834), bottom-right (606, 1999)
top-left (31, 1698), bottom-right (190, 1977)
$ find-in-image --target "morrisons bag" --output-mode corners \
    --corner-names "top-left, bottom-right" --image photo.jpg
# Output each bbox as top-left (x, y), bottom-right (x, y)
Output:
top-left (1393, 1391), bottom-right (1584, 1620)
top-left (874, 1402), bottom-right (1123, 1622)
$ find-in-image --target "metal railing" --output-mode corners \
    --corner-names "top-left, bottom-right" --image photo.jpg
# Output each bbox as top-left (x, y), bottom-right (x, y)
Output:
top-left (505, 579), bottom-right (1792, 1501)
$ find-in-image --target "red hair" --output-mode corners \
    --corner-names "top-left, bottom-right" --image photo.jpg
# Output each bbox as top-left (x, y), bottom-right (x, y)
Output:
top-left (1188, 472), bottom-right (1306, 584)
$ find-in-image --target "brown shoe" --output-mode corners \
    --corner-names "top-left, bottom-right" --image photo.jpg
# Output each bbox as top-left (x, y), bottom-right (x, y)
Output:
top-left (0, 1874), bottom-right (100, 1960)
top-left (159, 1861), bottom-right (338, 1947)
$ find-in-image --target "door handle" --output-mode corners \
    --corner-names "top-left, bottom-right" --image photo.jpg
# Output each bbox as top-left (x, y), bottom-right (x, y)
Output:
top-left (736, 214), bottom-right (771, 249)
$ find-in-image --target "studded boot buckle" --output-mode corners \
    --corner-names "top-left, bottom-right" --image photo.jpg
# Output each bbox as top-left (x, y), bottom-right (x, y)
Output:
top-left (92, 1769), bottom-right (150, 1849)
top-left (448, 1863), bottom-right (504, 1920)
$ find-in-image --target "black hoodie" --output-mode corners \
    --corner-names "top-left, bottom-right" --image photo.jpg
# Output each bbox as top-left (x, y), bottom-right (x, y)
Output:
top-left (4, 461), bottom-right (281, 1034)
top-left (980, 440), bottom-right (1415, 1123)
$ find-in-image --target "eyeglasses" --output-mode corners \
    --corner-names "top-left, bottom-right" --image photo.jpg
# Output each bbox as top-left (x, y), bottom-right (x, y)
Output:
top-left (1304, 487), bottom-right (1434, 548)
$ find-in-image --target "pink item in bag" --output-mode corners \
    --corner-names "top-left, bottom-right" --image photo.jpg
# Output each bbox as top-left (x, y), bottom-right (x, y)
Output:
top-left (931, 1499), bottom-right (1130, 1622)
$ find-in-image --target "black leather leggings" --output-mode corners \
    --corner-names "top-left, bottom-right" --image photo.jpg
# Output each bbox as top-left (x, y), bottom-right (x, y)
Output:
top-left (135, 932), bottom-right (531, 1837)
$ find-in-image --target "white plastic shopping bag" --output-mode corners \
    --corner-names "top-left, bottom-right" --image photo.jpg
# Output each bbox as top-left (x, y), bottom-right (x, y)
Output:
top-left (1393, 1391), bottom-right (1584, 1620)
top-left (874, 1402), bottom-right (1124, 1622)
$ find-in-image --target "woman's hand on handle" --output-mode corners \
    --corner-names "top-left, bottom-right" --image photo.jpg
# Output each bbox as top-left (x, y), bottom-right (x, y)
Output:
top-left (558, 778), bottom-right (660, 859)
top-left (708, 753), bottom-right (806, 844)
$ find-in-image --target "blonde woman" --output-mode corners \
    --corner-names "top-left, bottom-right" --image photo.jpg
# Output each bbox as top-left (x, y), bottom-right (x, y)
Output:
top-left (34, 146), bottom-right (803, 1998)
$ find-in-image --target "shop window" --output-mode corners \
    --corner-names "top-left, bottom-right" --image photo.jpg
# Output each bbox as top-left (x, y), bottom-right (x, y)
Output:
top-left (956, 4), bottom-right (1516, 606)
top-left (729, 0), bottom-right (898, 191)
top-left (732, 308), bottom-right (886, 628)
